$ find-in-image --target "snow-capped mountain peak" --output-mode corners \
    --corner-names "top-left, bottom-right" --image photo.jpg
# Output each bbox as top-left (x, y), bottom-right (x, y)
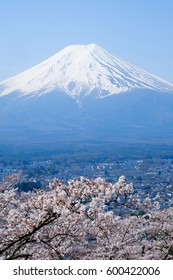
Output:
top-left (1, 43), bottom-right (173, 99)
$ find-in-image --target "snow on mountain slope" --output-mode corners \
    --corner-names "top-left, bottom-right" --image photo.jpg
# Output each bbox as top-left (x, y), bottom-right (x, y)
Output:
top-left (1, 43), bottom-right (173, 99)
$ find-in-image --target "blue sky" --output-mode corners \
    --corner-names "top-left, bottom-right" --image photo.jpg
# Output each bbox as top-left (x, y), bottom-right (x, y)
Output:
top-left (0, 0), bottom-right (173, 82)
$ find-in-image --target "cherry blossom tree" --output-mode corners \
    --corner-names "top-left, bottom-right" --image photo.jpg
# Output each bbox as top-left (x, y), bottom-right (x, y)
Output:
top-left (0, 174), bottom-right (172, 260)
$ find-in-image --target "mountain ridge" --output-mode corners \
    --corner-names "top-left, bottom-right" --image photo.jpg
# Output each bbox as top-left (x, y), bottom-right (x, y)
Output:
top-left (1, 44), bottom-right (173, 101)
top-left (1, 43), bottom-right (173, 146)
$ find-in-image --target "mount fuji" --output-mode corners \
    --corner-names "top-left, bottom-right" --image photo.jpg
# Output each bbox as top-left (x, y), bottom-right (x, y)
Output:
top-left (1, 43), bottom-right (173, 98)
top-left (0, 43), bottom-right (173, 149)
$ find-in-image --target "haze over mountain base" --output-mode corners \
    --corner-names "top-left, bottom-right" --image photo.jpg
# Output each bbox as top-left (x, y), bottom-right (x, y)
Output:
top-left (1, 89), bottom-right (173, 147)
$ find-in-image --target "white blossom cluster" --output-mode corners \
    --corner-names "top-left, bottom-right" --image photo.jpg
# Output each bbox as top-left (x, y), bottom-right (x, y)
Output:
top-left (0, 174), bottom-right (172, 260)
